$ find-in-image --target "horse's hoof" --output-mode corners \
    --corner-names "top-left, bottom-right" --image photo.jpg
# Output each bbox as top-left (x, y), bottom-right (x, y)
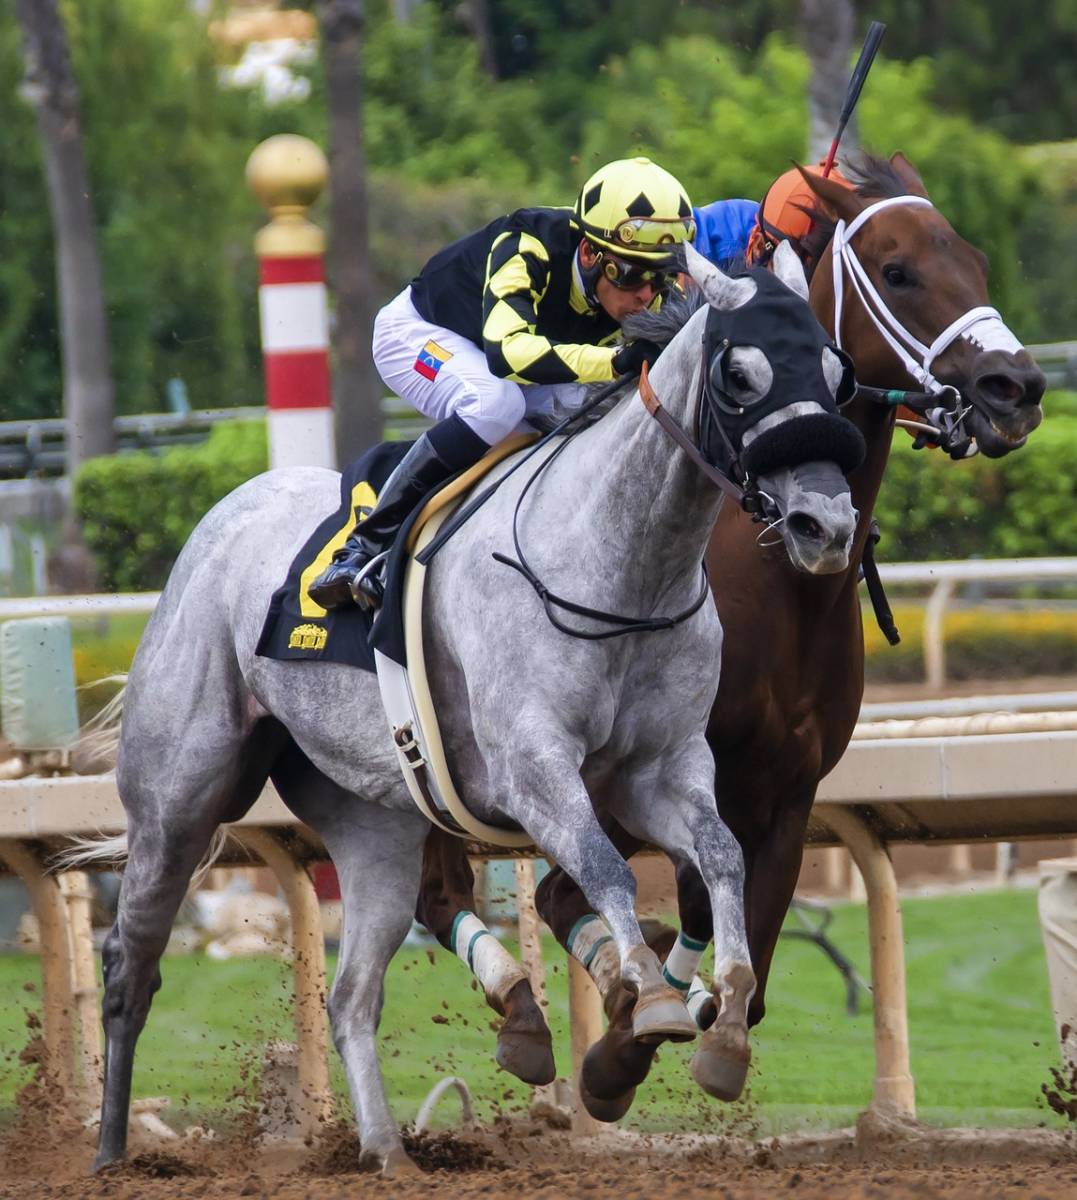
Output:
top-left (578, 1077), bottom-right (637, 1123)
top-left (581, 1030), bottom-right (658, 1102)
top-left (631, 986), bottom-right (697, 1045)
top-left (378, 1147), bottom-right (422, 1178)
top-left (690, 1034), bottom-right (751, 1101)
top-left (496, 1026), bottom-right (556, 1086)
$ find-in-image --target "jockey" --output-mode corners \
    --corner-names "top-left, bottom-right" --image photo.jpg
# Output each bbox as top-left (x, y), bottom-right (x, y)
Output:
top-left (309, 156), bottom-right (696, 612)
top-left (692, 197), bottom-right (759, 272)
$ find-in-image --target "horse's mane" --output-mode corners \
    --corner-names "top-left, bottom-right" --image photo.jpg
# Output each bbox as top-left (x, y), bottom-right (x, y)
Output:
top-left (621, 278), bottom-right (707, 349)
top-left (799, 154), bottom-right (913, 272)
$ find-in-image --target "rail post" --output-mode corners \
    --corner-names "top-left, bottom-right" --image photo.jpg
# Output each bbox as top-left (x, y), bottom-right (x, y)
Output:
top-left (822, 806), bottom-right (915, 1117)
top-left (246, 135), bottom-right (335, 471)
top-left (230, 828), bottom-right (333, 1136)
top-left (923, 577), bottom-right (955, 691)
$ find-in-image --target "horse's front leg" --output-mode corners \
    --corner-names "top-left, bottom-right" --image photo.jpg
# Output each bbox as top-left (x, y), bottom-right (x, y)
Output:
top-left (415, 826), bottom-right (554, 1084)
top-left (736, 786), bottom-right (817, 1027)
top-left (614, 736), bottom-right (756, 1103)
top-left (495, 744), bottom-right (697, 1046)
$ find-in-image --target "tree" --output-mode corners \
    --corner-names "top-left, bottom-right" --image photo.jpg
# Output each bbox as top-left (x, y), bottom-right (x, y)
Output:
top-left (318, 0), bottom-right (384, 460)
top-left (800, 0), bottom-right (856, 162)
top-left (14, 0), bottom-right (114, 472)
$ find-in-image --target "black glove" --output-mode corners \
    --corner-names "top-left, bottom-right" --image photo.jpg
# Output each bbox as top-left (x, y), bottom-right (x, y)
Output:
top-left (612, 339), bottom-right (662, 377)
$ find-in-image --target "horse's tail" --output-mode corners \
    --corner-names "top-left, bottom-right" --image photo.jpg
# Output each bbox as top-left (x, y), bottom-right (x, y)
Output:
top-left (53, 827), bottom-right (233, 890)
top-left (76, 675), bottom-right (128, 770)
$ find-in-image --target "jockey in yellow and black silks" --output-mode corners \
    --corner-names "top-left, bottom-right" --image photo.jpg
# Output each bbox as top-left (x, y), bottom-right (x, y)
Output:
top-left (309, 157), bottom-right (696, 612)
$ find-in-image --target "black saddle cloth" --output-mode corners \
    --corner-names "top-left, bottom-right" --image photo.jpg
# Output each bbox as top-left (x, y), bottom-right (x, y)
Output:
top-left (255, 442), bottom-right (425, 673)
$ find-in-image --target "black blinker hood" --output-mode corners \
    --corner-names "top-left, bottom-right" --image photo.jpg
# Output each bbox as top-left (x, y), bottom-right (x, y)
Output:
top-left (699, 267), bottom-right (864, 480)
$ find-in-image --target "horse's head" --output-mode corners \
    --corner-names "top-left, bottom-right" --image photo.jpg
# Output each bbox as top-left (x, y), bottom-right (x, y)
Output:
top-left (802, 154), bottom-right (1045, 458)
top-left (678, 241), bottom-right (865, 575)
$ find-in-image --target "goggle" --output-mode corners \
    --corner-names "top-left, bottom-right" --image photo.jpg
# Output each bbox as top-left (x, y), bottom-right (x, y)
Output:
top-left (601, 254), bottom-right (677, 293)
top-left (610, 215), bottom-right (696, 250)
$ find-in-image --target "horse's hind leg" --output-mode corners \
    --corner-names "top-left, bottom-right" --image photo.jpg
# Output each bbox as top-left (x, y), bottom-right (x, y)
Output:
top-left (97, 718), bottom-right (289, 1170)
top-left (417, 828), bottom-right (554, 1085)
top-left (273, 751), bottom-right (428, 1174)
top-left (96, 799), bottom-right (231, 1169)
top-left (322, 807), bottom-right (429, 1175)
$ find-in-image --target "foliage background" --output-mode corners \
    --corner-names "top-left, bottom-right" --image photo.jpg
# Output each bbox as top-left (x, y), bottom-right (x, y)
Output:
top-left (2, 0), bottom-right (1075, 425)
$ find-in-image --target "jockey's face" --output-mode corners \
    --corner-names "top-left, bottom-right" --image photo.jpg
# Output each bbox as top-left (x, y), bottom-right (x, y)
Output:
top-left (579, 240), bottom-right (661, 323)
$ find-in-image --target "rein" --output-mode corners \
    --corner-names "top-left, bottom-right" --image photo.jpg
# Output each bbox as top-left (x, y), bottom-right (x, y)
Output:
top-left (491, 364), bottom-right (719, 641)
top-left (637, 361), bottom-right (753, 509)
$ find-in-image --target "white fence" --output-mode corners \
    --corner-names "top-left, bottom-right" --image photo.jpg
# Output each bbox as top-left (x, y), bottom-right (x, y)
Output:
top-left (7, 554), bottom-right (1077, 690)
top-left (876, 556), bottom-right (1077, 688)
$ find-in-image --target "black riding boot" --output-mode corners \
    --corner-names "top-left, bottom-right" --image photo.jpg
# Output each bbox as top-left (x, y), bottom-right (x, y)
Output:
top-left (307, 413), bottom-right (489, 612)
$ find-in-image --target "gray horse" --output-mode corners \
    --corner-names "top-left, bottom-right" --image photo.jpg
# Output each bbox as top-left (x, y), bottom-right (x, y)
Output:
top-left (84, 245), bottom-right (860, 1175)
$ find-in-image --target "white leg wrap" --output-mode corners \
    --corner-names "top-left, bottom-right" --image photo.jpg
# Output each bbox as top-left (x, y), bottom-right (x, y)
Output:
top-left (450, 911), bottom-right (527, 1009)
top-left (568, 915), bottom-right (621, 999)
top-left (661, 930), bottom-right (709, 991)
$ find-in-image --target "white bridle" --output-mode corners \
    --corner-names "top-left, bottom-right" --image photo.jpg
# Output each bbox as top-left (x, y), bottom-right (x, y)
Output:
top-left (831, 195), bottom-right (1023, 396)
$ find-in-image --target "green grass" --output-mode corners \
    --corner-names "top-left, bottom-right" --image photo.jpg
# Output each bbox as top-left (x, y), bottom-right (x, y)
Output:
top-left (0, 888), bottom-right (1065, 1133)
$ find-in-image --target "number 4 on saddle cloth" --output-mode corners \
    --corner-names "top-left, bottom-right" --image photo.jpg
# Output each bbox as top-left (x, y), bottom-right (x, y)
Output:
top-left (256, 434), bottom-right (536, 674)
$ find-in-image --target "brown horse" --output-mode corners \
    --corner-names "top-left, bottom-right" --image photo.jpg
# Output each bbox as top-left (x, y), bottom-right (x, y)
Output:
top-left (413, 154), bottom-right (1046, 1107)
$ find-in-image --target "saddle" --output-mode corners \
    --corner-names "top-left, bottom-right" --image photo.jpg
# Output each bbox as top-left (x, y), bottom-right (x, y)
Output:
top-left (380, 434), bottom-right (540, 848)
top-left (256, 434), bottom-right (537, 847)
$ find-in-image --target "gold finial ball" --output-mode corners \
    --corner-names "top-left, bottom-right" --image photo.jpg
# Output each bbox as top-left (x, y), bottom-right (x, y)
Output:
top-left (246, 134), bottom-right (328, 212)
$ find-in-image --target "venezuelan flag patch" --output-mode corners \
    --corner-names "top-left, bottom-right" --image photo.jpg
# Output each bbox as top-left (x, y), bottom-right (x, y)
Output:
top-left (414, 339), bottom-right (453, 381)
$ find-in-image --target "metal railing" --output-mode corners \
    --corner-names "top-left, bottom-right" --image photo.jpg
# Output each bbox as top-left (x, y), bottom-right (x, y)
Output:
top-left (0, 399), bottom-right (428, 480)
top-left (0, 407), bottom-right (267, 480)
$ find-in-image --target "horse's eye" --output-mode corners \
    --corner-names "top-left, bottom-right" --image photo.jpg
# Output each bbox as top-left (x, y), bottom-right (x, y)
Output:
top-left (883, 263), bottom-right (911, 288)
top-left (729, 367), bottom-right (749, 390)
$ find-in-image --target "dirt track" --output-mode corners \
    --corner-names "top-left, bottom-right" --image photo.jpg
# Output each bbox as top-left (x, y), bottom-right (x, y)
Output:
top-left (3, 1114), bottom-right (1074, 1200)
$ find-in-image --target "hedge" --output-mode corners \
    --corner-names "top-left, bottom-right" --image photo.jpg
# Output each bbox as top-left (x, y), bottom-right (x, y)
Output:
top-left (74, 421), bottom-right (267, 591)
top-left (863, 604), bottom-right (1077, 683)
top-left (73, 396), bottom-right (1077, 593)
top-left (871, 400), bottom-right (1077, 562)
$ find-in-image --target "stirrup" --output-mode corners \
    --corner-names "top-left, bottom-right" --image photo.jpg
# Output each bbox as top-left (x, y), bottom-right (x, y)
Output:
top-left (349, 550), bottom-right (390, 608)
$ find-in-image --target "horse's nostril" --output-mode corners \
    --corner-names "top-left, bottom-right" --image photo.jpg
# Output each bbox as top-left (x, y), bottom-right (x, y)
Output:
top-left (976, 372), bottom-right (1025, 406)
top-left (788, 512), bottom-right (825, 543)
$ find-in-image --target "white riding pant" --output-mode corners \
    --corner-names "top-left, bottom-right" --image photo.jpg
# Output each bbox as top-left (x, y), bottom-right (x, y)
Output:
top-left (373, 286), bottom-right (588, 445)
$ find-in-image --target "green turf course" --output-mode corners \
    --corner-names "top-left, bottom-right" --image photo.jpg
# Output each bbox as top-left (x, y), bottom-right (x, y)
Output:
top-left (0, 886), bottom-right (1065, 1133)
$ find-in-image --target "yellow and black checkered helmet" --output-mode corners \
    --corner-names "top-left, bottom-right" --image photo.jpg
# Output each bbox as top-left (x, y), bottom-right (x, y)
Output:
top-left (574, 157), bottom-right (695, 264)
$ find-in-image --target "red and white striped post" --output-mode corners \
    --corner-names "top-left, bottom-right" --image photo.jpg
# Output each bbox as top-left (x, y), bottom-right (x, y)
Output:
top-left (246, 135), bottom-right (335, 470)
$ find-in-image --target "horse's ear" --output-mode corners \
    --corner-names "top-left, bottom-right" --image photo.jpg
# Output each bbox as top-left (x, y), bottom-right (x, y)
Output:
top-left (794, 162), bottom-right (865, 223)
top-left (889, 152), bottom-right (930, 199)
top-left (771, 240), bottom-right (809, 302)
top-left (684, 241), bottom-right (757, 311)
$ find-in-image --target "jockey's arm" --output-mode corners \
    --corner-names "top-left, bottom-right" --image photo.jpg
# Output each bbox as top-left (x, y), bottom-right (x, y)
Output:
top-left (481, 231), bottom-right (619, 385)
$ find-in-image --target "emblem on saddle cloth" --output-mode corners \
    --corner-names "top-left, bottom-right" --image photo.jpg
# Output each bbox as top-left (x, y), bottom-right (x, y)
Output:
top-left (287, 623), bottom-right (328, 652)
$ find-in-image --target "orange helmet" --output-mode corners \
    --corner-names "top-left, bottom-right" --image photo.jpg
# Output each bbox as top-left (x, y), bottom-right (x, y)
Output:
top-left (746, 161), bottom-right (854, 266)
